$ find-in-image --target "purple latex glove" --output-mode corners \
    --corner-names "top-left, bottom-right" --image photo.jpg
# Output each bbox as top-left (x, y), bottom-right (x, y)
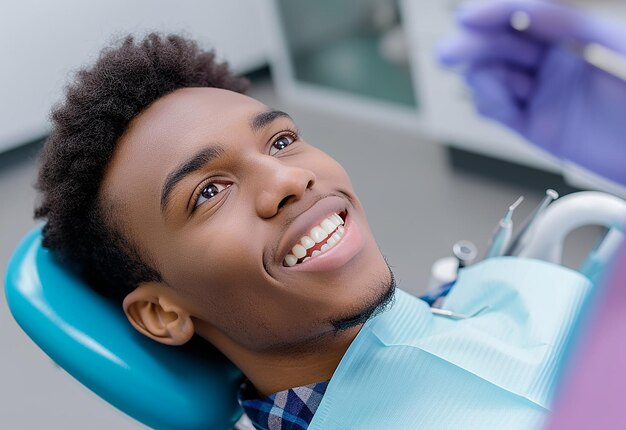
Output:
top-left (438, 0), bottom-right (626, 186)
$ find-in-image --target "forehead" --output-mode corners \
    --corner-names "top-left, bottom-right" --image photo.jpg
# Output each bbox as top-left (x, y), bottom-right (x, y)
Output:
top-left (102, 87), bottom-right (268, 203)
top-left (120, 87), bottom-right (267, 159)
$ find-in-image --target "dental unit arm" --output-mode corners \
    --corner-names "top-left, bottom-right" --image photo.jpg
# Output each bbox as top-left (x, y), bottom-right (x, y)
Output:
top-left (519, 192), bottom-right (626, 282)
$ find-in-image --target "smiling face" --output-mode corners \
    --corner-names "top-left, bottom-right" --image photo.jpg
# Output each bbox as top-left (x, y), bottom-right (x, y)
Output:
top-left (102, 87), bottom-right (392, 354)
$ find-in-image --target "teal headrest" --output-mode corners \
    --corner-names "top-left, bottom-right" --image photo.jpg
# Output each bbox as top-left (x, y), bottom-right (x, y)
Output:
top-left (4, 227), bottom-right (243, 430)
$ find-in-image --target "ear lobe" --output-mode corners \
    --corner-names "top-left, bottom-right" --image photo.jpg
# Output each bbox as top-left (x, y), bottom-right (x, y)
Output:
top-left (123, 283), bottom-right (194, 346)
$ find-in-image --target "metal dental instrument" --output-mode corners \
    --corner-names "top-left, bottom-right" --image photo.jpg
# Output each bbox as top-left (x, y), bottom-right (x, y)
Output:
top-left (431, 305), bottom-right (489, 320)
top-left (485, 196), bottom-right (524, 259)
top-left (506, 189), bottom-right (559, 256)
top-left (453, 240), bottom-right (477, 270)
top-left (511, 11), bottom-right (626, 83)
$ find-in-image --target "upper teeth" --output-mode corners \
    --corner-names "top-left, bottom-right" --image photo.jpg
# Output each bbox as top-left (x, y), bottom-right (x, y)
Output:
top-left (284, 213), bottom-right (345, 266)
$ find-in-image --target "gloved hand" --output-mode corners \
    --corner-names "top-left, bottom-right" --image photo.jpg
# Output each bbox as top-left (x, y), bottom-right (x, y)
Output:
top-left (437, 0), bottom-right (626, 186)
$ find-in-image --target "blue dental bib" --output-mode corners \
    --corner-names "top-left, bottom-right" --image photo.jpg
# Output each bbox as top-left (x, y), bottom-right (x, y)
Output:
top-left (309, 257), bottom-right (592, 429)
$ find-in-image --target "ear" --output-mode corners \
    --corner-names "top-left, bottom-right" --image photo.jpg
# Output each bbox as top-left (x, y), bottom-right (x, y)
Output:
top-left (123, 282), bottom-right (195, 346)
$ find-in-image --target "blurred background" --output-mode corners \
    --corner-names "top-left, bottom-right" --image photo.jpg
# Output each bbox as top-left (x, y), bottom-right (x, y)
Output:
top-left (1, 0), bottom-right (625, 428)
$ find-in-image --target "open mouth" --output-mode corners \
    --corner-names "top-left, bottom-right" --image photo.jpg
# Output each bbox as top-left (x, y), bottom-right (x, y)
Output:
top-left (283, 210), bottom-right (348, 267)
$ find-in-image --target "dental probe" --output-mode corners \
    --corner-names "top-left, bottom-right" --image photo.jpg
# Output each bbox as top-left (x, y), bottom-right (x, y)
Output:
top-left (485, 196), bottom-right (524, 259)
top-left (431, 306), bottom-right (489, 320)
top-left (511, 11), bottom-right (626, 83)
top-left (505, 189), bottom-right (559, 256)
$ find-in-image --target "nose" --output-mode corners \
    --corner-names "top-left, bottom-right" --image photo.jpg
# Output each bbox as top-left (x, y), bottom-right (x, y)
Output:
top-left (254, 158), bottom-right (316, 219)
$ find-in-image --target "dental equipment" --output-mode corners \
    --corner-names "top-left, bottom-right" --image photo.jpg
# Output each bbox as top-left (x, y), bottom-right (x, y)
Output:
top-left (425, 240), bottom-right (477, 303)
top-left (506, 189), bottom-right (559, 256)
top-left (431, 305), bottom-right (489, 320)
top-left (511, 11), bottom-right (626, 83)
top-left (485, 196), bottom-right (524, 259)
top-left (518, 192), bottom-right (626, 271)
top-left (453, 240), bottom-right (477, 270)
top-left (579, 228), bottom-right (624, 285)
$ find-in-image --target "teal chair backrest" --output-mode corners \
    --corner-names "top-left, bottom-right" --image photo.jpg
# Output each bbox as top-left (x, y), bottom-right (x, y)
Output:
top-left (4, 227), bottom-right (244, 430)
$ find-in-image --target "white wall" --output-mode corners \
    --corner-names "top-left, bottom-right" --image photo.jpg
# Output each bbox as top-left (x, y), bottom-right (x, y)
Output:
top-left (0, 0), bottom-right (270, 153)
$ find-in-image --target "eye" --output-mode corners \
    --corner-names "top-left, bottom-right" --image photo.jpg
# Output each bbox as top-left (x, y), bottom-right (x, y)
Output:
top-left (195, 182), bottom-right (230, 208)
top-left (269, 133), bottom-right (296, 156)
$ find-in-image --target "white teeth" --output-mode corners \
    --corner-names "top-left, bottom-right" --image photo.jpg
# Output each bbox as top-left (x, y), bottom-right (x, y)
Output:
top-left (284, 212), bottom-right (347, 266)
top-left (310, 226), bottom-right (327, 243)
top-left (292, 244), bottom-right (307, 259)
top-left (285, 254), bottom-right (298, 267)
top-left (321, 219), bottom-right (336, 234)
top-left (301, 236), bottom-right (315, 249)
top-left (307, 213), bottom-right (343, 244)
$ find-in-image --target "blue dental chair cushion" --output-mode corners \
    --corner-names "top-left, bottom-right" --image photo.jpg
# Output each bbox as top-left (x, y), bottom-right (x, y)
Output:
top-left (4, 227), bottom-right (244, 430)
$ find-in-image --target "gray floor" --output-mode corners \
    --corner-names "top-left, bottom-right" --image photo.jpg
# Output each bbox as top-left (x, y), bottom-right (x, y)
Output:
top-left (0, 78), bottom-right (602, 429)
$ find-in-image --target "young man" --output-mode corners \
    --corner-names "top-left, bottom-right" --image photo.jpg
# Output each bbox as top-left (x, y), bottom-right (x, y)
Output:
top-left (36, 33), bottom-right (395, 429)
top-left (36, 33), bottom-right (592, 429)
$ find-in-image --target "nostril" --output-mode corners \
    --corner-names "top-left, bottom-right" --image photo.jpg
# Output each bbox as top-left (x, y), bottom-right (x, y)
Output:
top-left (278, 195), bottom-right (293, 210)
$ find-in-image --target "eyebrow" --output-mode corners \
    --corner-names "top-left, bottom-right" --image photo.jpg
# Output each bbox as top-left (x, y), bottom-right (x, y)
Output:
top-left (160, 109), bottom-right (292, 214)
top-left (160, 145), bottom-right (225, 214)
top-left (250, 109), bottom-right (291, 133)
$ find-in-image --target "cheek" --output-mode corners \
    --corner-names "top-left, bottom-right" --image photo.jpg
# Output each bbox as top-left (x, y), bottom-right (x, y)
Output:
top-left (160, 224), bottom-right (278, 323)
top-left (159, 223), bottom-right (339, 343)
top-left (164, 224), bottom-right (258, 296)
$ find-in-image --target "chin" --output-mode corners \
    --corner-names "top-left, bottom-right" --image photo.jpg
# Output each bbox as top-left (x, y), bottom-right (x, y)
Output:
top-left (331, 255), bottom-right (396, 333)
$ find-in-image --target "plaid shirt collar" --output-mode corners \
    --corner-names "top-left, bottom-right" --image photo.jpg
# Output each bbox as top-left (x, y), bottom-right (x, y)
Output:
top-left (238, 380), bottom-right (329, 430)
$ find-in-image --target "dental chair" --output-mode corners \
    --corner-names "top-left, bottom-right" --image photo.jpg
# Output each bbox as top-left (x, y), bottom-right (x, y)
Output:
top-left (4, 227), bottom-right (244, 430)
top-left (4, 191), bottom-right (626, 430)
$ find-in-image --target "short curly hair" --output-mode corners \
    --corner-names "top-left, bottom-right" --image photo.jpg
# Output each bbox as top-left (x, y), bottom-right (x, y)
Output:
top-left (35, 33), bottom-right (249, 300)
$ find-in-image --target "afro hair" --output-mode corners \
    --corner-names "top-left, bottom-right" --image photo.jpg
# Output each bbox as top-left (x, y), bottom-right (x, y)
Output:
top-left (35, 33), bottom-right (249, 299)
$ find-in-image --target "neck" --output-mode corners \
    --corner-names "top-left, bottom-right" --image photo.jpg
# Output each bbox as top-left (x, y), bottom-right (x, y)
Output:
top-left (195, 321), bottom-right (362, 397)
